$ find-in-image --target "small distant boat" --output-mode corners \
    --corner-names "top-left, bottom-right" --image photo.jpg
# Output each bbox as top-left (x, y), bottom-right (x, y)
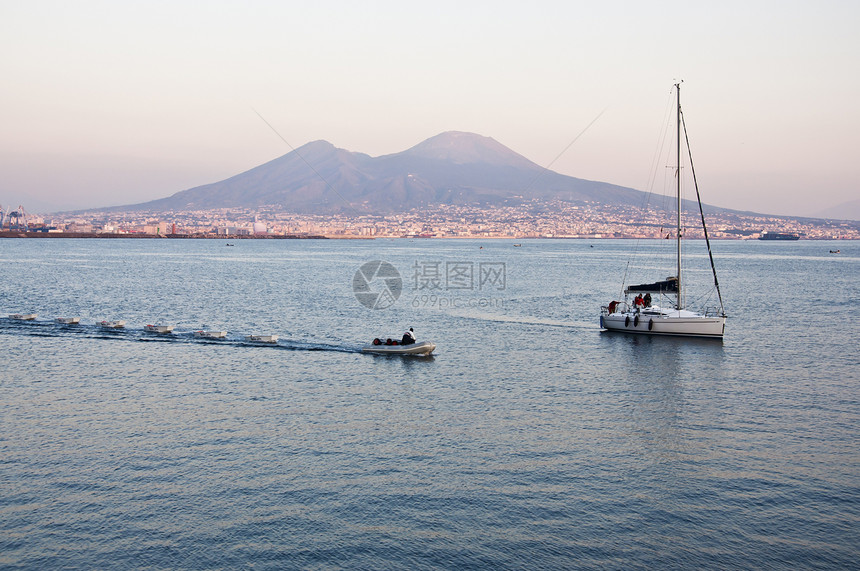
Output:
top-left (830, 249), bottom-right (840, 254)
top-left (99, 320), bottom-right (125, 329)
top-left (9, 313), bottom-right (38, 321)
top-left (144, 324), bottom-right (175, 334)
top-left (194, 330), bottom-right (227, 339)
top-left (245, 334), bottom-right (278, 343)
top-left (9, 313), bottom-right (37, 321)
top-left (362, 339), bottom-right (436, 355)
top-left (56, 317), bottom-right (81, 324)
top-left (513, 243), bottom-right (522, 247)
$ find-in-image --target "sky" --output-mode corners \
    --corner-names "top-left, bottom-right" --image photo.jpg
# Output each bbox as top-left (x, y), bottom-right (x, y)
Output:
top-left (1, 0), bottom-right (858, 217)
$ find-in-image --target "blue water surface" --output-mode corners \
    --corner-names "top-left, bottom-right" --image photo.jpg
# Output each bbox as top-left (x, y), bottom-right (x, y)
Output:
top-left (1, 238), bottom-right (858, 569)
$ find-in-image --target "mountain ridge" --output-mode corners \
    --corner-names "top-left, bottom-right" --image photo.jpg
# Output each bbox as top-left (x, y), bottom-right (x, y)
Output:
top-left (814, 198), bottom-right (860, 221)
top-left (103, 131), bottom-right (659, 214)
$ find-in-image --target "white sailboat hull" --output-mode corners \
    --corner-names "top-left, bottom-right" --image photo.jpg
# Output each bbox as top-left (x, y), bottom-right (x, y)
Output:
top-left (601, 309), bottom-right (725, 338)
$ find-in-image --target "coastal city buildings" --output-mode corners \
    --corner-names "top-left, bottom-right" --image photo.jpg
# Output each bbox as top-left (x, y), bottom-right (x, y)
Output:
top-left (2, 201), bottom-right (858, 239)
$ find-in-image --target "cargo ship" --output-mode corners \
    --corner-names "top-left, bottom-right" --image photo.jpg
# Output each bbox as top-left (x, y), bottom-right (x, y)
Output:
top-left (759, 231), bottom-right (800, 240)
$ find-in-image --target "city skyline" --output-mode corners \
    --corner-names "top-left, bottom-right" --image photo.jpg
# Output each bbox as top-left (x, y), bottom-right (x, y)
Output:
top-left (9, 200), bottom-right (858, 241)
top-left (2, 1), bottom-right (859, 218)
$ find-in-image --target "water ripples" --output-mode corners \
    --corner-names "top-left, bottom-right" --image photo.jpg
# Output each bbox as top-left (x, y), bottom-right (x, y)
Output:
top-left (1, 239), bottom-right (858, 569)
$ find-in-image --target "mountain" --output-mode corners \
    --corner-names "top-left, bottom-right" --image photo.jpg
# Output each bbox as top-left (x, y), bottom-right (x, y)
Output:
top-left (111, 131), bottom-right (649, 214)
top-left (814, 198), bottom-right (860, 221)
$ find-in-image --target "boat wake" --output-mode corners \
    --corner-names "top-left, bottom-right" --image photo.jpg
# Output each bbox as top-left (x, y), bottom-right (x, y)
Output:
top-left (447, 311), bottom-right (589, 330)
top-left (0, 319), bottom-right (363, 354)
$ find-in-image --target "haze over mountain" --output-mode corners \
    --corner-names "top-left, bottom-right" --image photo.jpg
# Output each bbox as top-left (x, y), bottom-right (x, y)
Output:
top-left (814, 198), bottom-right (860, 221)
top-left (109, 132), bottom-right (653, 215)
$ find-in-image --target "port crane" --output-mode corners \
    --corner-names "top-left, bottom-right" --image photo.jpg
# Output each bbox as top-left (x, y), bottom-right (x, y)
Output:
top-left (1, 205), bottom-right (29, 231)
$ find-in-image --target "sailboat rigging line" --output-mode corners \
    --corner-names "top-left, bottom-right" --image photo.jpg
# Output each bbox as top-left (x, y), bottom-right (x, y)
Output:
top-left (252, 108), bottom-right (360, 215)
top-left (622, 91), bottom-right (675, 297)
top-left (643, 90), bottom-right (676, 210)
top-left (680, 109), bottom-right (725, 314)
top-left (522, 107), bottom-right (608, 195)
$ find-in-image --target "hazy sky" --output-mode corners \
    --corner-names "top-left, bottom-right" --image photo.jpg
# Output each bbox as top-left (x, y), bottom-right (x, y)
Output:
top-left (2, 0), bottom-right (858, 217)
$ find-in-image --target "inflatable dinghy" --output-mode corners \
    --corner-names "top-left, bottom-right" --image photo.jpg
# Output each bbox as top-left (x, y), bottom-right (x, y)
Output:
top-left (361, 340), bottom-right (436, 355)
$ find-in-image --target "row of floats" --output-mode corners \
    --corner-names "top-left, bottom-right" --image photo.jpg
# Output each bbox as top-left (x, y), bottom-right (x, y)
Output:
top-left (6, 313), bottom-right (278, 343)
top-left (8, 313), bottom-right (436, 355)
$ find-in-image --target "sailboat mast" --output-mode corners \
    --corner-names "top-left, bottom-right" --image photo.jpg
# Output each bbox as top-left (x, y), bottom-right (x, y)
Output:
top-left (675, 82), bottom-right (682, 310)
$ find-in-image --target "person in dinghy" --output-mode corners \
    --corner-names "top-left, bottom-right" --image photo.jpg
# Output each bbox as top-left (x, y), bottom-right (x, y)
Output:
top-left (401, 327), bottom-right (416, 345)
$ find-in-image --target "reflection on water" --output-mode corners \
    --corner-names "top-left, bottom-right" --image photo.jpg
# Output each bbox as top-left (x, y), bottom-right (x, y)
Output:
top-left (0, 239), bottom-right (858, 569)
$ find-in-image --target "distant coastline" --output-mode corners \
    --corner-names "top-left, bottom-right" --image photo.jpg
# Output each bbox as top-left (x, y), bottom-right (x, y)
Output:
top-left (2, 231), bottom-right (857, 240)
top-left (0, 231), bottom-right (328, 240)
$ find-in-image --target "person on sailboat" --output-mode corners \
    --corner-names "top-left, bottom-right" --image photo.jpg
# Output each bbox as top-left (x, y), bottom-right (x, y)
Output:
top-left (401, 327), bottom-right (416, 345)
top-left (644, 293), bottom-right (652, 308)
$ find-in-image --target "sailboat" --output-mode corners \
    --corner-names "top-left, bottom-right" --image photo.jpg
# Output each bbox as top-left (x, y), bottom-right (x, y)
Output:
top-left (600, 83), bottom-right (726, 338)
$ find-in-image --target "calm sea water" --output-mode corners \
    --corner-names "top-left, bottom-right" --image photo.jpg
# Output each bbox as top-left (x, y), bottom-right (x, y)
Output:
top-left (1, 238), bottom-right (858, 570)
